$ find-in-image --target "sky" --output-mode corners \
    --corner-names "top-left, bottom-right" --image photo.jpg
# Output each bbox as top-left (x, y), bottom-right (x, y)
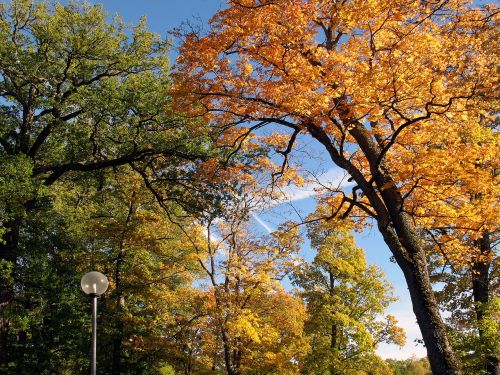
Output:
top-left (86, 0), bottom-right (426, 360)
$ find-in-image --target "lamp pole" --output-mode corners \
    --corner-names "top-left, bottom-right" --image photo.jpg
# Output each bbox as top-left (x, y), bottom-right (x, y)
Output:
top-left (81, 271), bottom-right (109, 375)
top-left (91, 293), bottom-right (98, 375)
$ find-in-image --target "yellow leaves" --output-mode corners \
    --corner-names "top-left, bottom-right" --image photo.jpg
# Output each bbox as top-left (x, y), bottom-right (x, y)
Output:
top-left (186, 216), bottom-right (308, 372)
top-left (227, 312), bottom-right (263, 344)
top-left (383, 315), bottom-right (407, 346)
top-left (281, 166), bottom-right (306, 187)
top-left (406, 55), bottom-right (415, 64)
top-left (243, 62), bottom-right (253, 76)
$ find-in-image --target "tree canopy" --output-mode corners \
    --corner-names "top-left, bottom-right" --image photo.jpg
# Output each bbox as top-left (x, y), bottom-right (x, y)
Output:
top-left (175, 0), bottom-right (498, 373)
top-left (293, 218), bottom-right (406, 374)
top-left (0, 1), bottom-right (498, 374)
top-left (0, 1), bottom-right (216, 372)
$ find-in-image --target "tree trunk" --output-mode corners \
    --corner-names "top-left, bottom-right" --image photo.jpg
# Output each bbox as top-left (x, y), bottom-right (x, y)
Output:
top-left (112, 327), bottom-right (123, 375)
top-left (220, 325), bottom-right (237, 375)
top-left (112, 196), bottom-right (136, 375)
top-left (112, 248), bottom-right (125, 375)
top-left (306, 121), bottom-right (462, 374)
top-left (0, 317), bottom-right (9, 367)
top-left (472, 234), bottom-right (499, 375)
top-left (0, 217), bottom-right (21, 366)
top-left (377, 213), bottom-right (461, 375)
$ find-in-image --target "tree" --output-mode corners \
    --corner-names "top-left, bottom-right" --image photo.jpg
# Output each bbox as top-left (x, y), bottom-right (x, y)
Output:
top-left (0, 0), bottom-right (215, 362)
top-left (174, 208), bottom-right (308, 375)
top-left (428, 246), bottom-right (499, 375)
top-left (0, 164), bottom-right (207, 374)
top-left (175, 1), bottom-right (498, 373)
top-left (386, 357), bottom-right (432, 375)
top-left (0, 190), bottom-right (90, 374)
top-left (416, 124), bottom-right (499, 374)
top-left (293, 217), bottom-right (405, 375)
top-left (69, 170), bottom-right (203, 375)
top-left (398, 60), bottom-right (499, 373)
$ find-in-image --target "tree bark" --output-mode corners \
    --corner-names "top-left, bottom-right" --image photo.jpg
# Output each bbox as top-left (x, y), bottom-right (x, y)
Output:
top-left (0, 217), bottom-right (21, 366)
top-left (112, 321), bottom-right (123, 375)
top-left (472, 234), bottom-right (499, 375)
top-left (306, 121), bottom-right (462, 374)
top-left (374, 193), bottom-right (461, 375)
top-left (111, 249), bottom-right (124, 375)
top-left (112, 272), bottom-right (124, 375)
top-left (378, 220), bottom-right (460, 375)
top-left (220, 324), bottom-right (237, 375)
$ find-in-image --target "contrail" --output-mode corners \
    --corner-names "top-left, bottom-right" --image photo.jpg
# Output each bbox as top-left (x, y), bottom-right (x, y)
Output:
top-left (252, 214), bottom-right (273, 234)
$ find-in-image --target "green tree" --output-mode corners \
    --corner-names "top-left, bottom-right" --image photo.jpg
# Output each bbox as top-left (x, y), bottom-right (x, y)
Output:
top-left (0, 0), bottom-right (215, 371)
top-left (293, 218), bottom-right (405, 375)
top-left (1, 191), bottom-right (90, 374)
top-left (386, 357), bottom-right (431, 375)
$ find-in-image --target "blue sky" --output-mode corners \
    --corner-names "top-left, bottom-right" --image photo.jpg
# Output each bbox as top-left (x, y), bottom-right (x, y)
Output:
top-left (88, 0), bottom-right (425, 360)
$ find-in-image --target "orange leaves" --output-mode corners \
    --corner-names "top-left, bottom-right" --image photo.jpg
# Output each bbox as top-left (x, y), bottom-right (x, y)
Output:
top-left (380, 181), bottom-right (396, 191)
top-left (176, 0), bottom-right (499, 274)
top-left (176, 0), bottom-right (496, 135)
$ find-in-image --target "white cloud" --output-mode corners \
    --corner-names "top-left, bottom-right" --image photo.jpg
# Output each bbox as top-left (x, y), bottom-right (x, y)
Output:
top-left (376, 310), bottom-right (427, 360)
top-left (277, 167), bottom-right (354, 203)
top-left (250, 168), bottom-right (354, 236)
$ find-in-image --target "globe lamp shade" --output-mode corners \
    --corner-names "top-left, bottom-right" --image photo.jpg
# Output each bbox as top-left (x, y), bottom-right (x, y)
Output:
top-left (81, 271), bottom-right (109, 296)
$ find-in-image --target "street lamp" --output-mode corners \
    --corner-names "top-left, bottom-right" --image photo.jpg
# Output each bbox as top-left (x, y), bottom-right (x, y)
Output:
top-left (81, 271), bottom-right (109, 375)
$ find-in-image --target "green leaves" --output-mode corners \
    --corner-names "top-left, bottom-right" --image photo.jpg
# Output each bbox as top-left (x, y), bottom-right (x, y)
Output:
top-left (0, 0), bottom-right (206, 192)
top-left (0, 2), bottom-right (219, 373)
top-left (0, 155), bottom-right (36, 216)
top-left (293, 218), bottom-right (404, 374)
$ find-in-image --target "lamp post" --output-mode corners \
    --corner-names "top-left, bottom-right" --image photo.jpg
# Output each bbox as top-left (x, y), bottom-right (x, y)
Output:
top-left (81, 271), bottom-right (109, 375)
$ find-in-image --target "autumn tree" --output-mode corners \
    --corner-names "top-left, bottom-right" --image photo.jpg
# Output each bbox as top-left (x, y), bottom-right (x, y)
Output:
top-left (416, 122), bottom-right (499, 374)
top-left (403, 83), bottom-right (499, 373)
top-left (428, 246), bottom-right (499, 375)
top-left (68, 170), bottom-right (203, 375)
top-left (173, 205), bottom-right (308, 375)
top-left (401, 59), bottom-right (499, 373)
top-left (292, 217), bottom-right (405, 374)
top-left (175, 1), bottom-right (499, 373)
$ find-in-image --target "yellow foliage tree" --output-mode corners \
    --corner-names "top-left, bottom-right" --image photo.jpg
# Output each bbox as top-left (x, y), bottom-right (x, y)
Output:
top-left (293, 217), bottom-right (405, 374)
top-left (175, 207), bottom-right (308, 375)
top-left (174, 1), bottom-right (499, 373)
